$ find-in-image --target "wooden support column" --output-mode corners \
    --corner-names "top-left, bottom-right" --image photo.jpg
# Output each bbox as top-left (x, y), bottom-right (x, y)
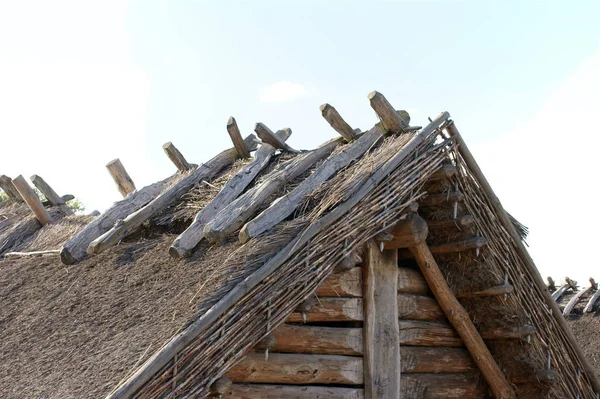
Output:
top-left (11, 175), bottom-right (53, 225)
top-left (106, 158), bottom-right (136, 197)
top-left (30, 175), bottom-right (73, 215)
top-left (227, 117), bottom-right (251, 159)
top-left (363, 241), bottom-right (400, 399)
top-left (0, 175), bottom-right (22, 201)
top-left (162, 142), bottom-right (192, 172)
top-left (410, 241), bottom-right (516, 399)
top-left (320, 103), bottom-right (358, 142)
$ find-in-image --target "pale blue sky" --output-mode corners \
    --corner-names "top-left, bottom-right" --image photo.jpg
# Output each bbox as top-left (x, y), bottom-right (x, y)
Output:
top-left (1, 0), bottom-right (599, 282)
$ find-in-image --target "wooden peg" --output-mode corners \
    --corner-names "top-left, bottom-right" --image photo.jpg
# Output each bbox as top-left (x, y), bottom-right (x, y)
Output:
top-left (227, 117), bottom-right (251, 159)
top-left (162, 142), bottom-right (193, 172)
top-left (320, 103), bottom-right (357, 142)
top-left (368, 91), bottom-right (409, 133)
top-left (106, 158), bottom-right (136, 197)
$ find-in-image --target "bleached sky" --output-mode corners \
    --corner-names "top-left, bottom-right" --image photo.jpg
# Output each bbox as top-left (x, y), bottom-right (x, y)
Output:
top-left (0, 0), bottom-right (598, 283)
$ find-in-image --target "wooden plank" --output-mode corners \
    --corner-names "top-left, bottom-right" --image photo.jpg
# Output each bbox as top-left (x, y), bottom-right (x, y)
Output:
top-left (162, 141), bottom-right (192, 172)
top-left (106, 158), bottom-right (136, 197)
top-left (169, 130), bottom-right (292, 258)
top-left (383, 214), bottom-right (429, 249)
top-left (401, 373), bottom-right (488, 399)
top-left (226, 384), bottom-right (364, 399)
top-left (399, 320), bottom-right (463, 347)
top-left (255, 122), bottom-right (299, 154)
top-left (426, 215), bottom-right (475, 230)
top-left (30, 175), bottom-right (73, 215)
top-left (269, 324), bottom-right (363, 356)
top-left (320, 103), bottom-right (358, 142)
top-left (367, 91), bottom-right (409, 133)
top-left (363, 243), bottom-right (400, 399)
top-left (240, 125), bottom-right (385, 243)
top-left (429, 237), bottom-right (487, 254)
top-left (401, 347), bottom-right (474, 373)
top-left (226, 353), bottom-right (363, 385)
top-left (410, 241), bottom-right (516, 399)
top-left (11, 175), bottom-right (53, 225)
top-left (88, 135), bottom-right (257, 255)
top-left (0, 175), bottom-right (22, 201)
top-left (227, 117), bottom-right (251, 159)
top-left (419, 191), bottom-right (464, 207)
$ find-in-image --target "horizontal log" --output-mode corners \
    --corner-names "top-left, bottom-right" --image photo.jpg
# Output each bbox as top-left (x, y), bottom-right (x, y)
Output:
top-left (320, 103), bottom-right (358, 142)
top-left (399, 320), bottom-right (463, 347)
top-left (255, 123), bottom-right (299, 153)
top-left (227, 116), bottom-right (251, 159)
top-left (367, 91), bottom-right (409, 133)
top-left (162, 141), bottom-right (192, 172)
top-left (419, 191), bottom-right (464, 207)
top-left (226, 353), bottom-right (363, 385)
top-left (401, 373), bottom-right (488, 399)
top-left (480, 325), bottom-right (536, 340)
top-left (429, 236), bottom-right (488, 254)
top-left (210, 377), bottom-right (233, 395)
top-left (383, 214), bottom-right (429, 249)
top-left (456, 282), bottom-right (514, 298)
top-left (507, 369), bottom-right (558, 384)
top-left (401, 347), bottom-right (474, 374)
top-left (398, 267), bottom-right (429, 294)
top-left (426, 215), bottom-right (475, 230)
top-left (398, 293), bottom-right (444, 320)
top-left (226, 384), bottom-right (364, 399)
top-left (269, 324), bottom-right (362, 355)
top-left (0, 175), bottom-right (22, 201)
top-left (427, 163), bottom-right (458, 181)
top-left (333, 250), bottom-right (363, 273)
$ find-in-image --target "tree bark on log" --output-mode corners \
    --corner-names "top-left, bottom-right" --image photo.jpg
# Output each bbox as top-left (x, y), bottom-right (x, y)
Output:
top-left (88, 135), bottom-right (258, 255)
top-left (367, 91), bottom-right (409, 133)
top-left (239, 125), bottom-right (385, 243)
top-left (0, 217), bottom-right (41, 256)
top-left (106, 158), bottom-right (136, 197)
top-left (227, 117), bottom-right (251, 159)
top-left (169, 131), bottom-right (291, 258)
top-left (382, 214), bottom-right (429, 249)
top-left (254, 123), bottom-right (299, 154)
top-left (30, 175), bottom-right (73, 215)
top-left (0, 175), bottom-right (23, 201)
top-left (12, 175), bottom-right (53, 225)
top-left (162, 141), bottom-right (192, 172)
top-left (320, 103), bottom-right (358, 142)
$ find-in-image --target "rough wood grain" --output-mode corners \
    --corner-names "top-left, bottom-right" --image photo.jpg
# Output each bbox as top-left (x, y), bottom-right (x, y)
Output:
top-left (383, 214), bottom-right (429, 249)
top-left (429, 236), bottom-right (487, 254)
top-left (240, 125), bottom-right (385, 242)
top-left (268, 324), bottom-right (362, 356)
top-left (419, 191), bottom-right (464, 207)
top-left (12, 175), bottom-right (53, 225)
top-left (367, 91), bottom-right (409, 133)
top-left (401, 347), bottom-right (474, 373)
top-left (426, 215), bottom-right (475, 230)
top-left (89, 135), bottom-right (258, 255)
top-left (410, 241), bottom-right (516, 399)
top-left (320, 103), bottom-right (358, 142)
top-left (30, 175), bottom-right (73, 215)
top-left (106, 158), bottom-right (136, 197)
top-left (399, 320), bottom-right (462, 347)
top-left (226, 384), bottom-right (364, 399)
top-left (457, 282), bottom-right (514, 298)
top-left (427, 163), bottom-right (458, 181)
top-left (255, 122), bottom-right (299, 153)
top-left (480, 325), bottom-right (536, 340)
top-left (162, 141), bottom-right (192, 172)
top-left (363, 243), bottom-right (400, 399)
top-left (401, 373), bottom-right (488, 399)
top-left (0, 175), bottom-right (22, 201)
top-left (170, 130), bottom-right (291, 258)
top-left (227, 117), bottom-right (251, 159)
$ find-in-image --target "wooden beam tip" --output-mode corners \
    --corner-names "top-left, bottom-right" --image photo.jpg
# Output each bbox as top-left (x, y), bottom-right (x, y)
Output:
top-left (162, 141), bottom-right (173, 149)
top-left (367, 90), bottom-right (381, 100)
top-left (320, 103), bottom-right (331, 113)
top-left (227, 116), bottom-right (236, 126)
top-left (106, 158), bottom-right (120, 167)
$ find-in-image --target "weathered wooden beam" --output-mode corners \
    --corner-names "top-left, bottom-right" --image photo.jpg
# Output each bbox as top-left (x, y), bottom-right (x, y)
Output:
top-left (419, 190), bottom-right (464, 207)
top-left (3, 249), bottom-right (60, 259)
top-left (410, 241), bottom-right (516, 399)
top-left (268, 324), bottom-right (363, 356)
top-left (564, 278), bottom-right (597, 316)
top-left (333, 250), bottom-right (363, 273)
top-left (399, 320), bottom-right (463, 347)
top-left (169, 130), bottom-right (291, 258)
top-left (382, 214), bottom-right (429, 249)
top-left (209, 377), bottom-right (232, 396)
top-left (547, 276), bottom-right (556, 291)
top-left (398, 267), bottom-right (429, 294)
top-left (401, 347), bottom-right (475, 373)
top-left (226, 353), bottom-right (363, 385)
top-left (226, 384), bottom-right (364, 399)
top-left (253, 334), bottom-right (277, 351)
top-left (30, 175), bottom-right (73, 215)
top-left (426, 215), bottom-right (475, 230)
top-left (89, 135), bottom-right (258, 255)
top-left (162, 141), bottom-right (192, 172)
top-left (551, 277), bottom-right (578, 301)
top-left (507, 369), bottom-right (558, 384)
top-left (12, 175), bottom-right (53, 225)
top-left (254, 123), bottom-right (299, 153)
top-left (363, 243), bottom-right (400, 399)
top-left (42, 194), bottom-right (74, 207)
top-left (0, 175), bottom-right (22, 201)
top-left (427, 163), bottom-right (458, 181)
top-left (480, 325), bottom-right (536, 340)
top-left (240, 124), bottom-right (386, 243)
top-left (429, 236), bottom-right (488, 254)
top-left (320, 103), bottom-right (358, 142)
top-left (584, 287), bottom-right (600, 313)
top-left (367, 91), bottom-right (409, 133)
top-left (401, 373), bottom-right (489, 399)
top-left (227, 117), bottom-right (251, 159)
top-left (457, 282), bottom-right (514, 298)
top-left (106, 158), bottom-right (136, 197)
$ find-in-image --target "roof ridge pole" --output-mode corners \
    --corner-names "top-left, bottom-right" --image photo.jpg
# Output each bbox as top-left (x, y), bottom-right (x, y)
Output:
top-left (11, 175), bottom-right (53, 225)
top-left (445, 120), bottom-right (600, 395)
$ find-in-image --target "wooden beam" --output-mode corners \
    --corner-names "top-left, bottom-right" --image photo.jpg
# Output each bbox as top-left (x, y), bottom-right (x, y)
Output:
top-left (399, 320), bottom-right (462, 347)
top-left (383, 214), bottom-right (428, 249)
top-left (269, 324), bottom-right (362, 355)
top-left (30, 175), bottom-right (73, 215)
top-left (3, 249), bottom-right (60, 258)
top-left (547, 276), bottom-right (556, 291)
top-left (106, 158), bottom-right (136, 197)
top-left (42, 194), bottom-right (73, 207)
top-left (564, 278), bottom-right (597, 316)
top-left (401, 373), bottom-right (489, 399)
top-left (410, 241), bottom-right (516, 399)
top-left (0, 175), bottom-right (22, 201)
top-left (210, 377), bottom-right (232, 396)
top-left (398, 267), bottom-right (429, 294)
top-left (551, 277), bottom-right (577, 301)
top-left (457, 282), bottom-right (514, 298)
top-left (169, 129), bottom-right (292, 258)
top-left (363, 242), bottom-right (400, 399)
top-left (584, 287), bottom-right (600, 313)
top-left (398, 293), bottom-right (444, 320)
top-left (254, 123), bottom-right (299, 153)
top-left (240, 125), bottom-right (385, 243)
top-left (507, 369), bottom-right (558, 384)
top-left (401, 347), bottom-right (474, 374)
top-left (162, 141), bottom-right (192, 172)
top-left (427, 163), bottom-right (458, 181)
top-left (480, 325), bottom-right (536, 340)
top-left (426, 215), bottom-right (475, 230)
top-left (320, 103), bottom-right (358, 142)
top-left (226, 384), bottom-right (364, 399)
top-left (227, 116), bottom-right (251, 159)
top-left (429, 236), bottom-right (487, 254)
top-left (11, 175), bottom-right (53, 225)
top-left (367, 91), bottom-right (409, 133)
top-left (419, 190), bottom-right (464, 207)
top-left (333, 250), bottom-right (363, 273)
top-left (89, 135), bottom-right (258, 255)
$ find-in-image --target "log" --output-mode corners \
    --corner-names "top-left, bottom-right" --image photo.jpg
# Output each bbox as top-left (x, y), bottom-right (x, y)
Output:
top-left (427, 163), bottom-right (458, 181)
top-left (363, 243), bottom-right (400, 399)
top-left (106, 158), bottom-right (136, 197)
top-left (320, 103), bottom-right (358, 142)
top-left (401, 373), bottom-right (489, 399)
top-left (170, 130), bottom-right (292, 258)
top-left (60, 175), bottom-right (174, 265)
top-left (446, 121), bottom-right (600, 393)
top-left (254, 334), bottom-right (277, 351)
top-left (240, 125), bottom-right (386, 243)
top-left (398, 293), bottom-right (445, 320)
top-left (551, 277), bottom-right (578, 301)
top-left (398, 267), bottom-right (429, 294)
top-left (564, 278), bottom-right (597, 316)
top-left (226, 384), bottom-right (364, 399)
top-left (0, 175), bottom-right (22, 201)
top-left (162, 141), bottom-right (192, 172)
top-left (457, 282), bottom-right (514, 298)
top-left (410, 241), bottom-right (516, 399)
top-left (507, 369), bottom-right (558, 384)
top-left (227, 117), bottom-right (251, 159)
top-left (268, 324), bottom-right (363, 356)
top-left (204, 138), bottom-right (342, 242)
top-left (383, 214), bottom-right (429, 249)
top-left (399, 320), bottom-right (462, 347)
top-left (367, 91), bottom-right (409, 133)
top-left (419, 191), bottom-right (464, 207)
top-left (547, 276), bottom-right (556, 291)
top-left (210, 377), bottom-right (233, 396)
top-left (12, 175), bottom-right (53, 225)
top-left (480, 325), bottom-right (536, 340)
top-left (254, 123), bottom-right (299, 154)
top-left (0, 217), bottom-right (42, 256)
top-left (89, 135), bottom-right (258, 255)
top-left (429, 236), bottom-right (487, 254)
top-left (584, 288), bottom-right (600, 313)
top-left (226, 353), bottom-right (363, 385)
top-left (3, 249), bottom-right (60, 258)
top-left (333, 250), bottom-right (363, 273)
top-left (426, 215), bottom-right (475, 230)
top-left (30, 175), bottom-right (73, 215)
top-left (401, 347), bottom-right (474, 374)
top-left (42, 194), bottom-right (74, 207)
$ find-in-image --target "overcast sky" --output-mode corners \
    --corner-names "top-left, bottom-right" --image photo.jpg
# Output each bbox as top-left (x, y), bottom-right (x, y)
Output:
top-left (0, 0), bottom-right (599, 283)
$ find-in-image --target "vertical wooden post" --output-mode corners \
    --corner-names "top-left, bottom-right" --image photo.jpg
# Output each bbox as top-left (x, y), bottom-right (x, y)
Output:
top-left (162, 142), bottom-right (193, 172)
top-left (11, 175), bottom-right (53, 225)
top-left (30, 175), bottom-right (73, 215)
top-left (363, 241), bottom-right (400, 398)
top-left (106, 158), bottom-right (136, 197)
top-left (227, 117), bottom-right (251, 159)
top-left (0, 175), bottom-right (23, 201)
